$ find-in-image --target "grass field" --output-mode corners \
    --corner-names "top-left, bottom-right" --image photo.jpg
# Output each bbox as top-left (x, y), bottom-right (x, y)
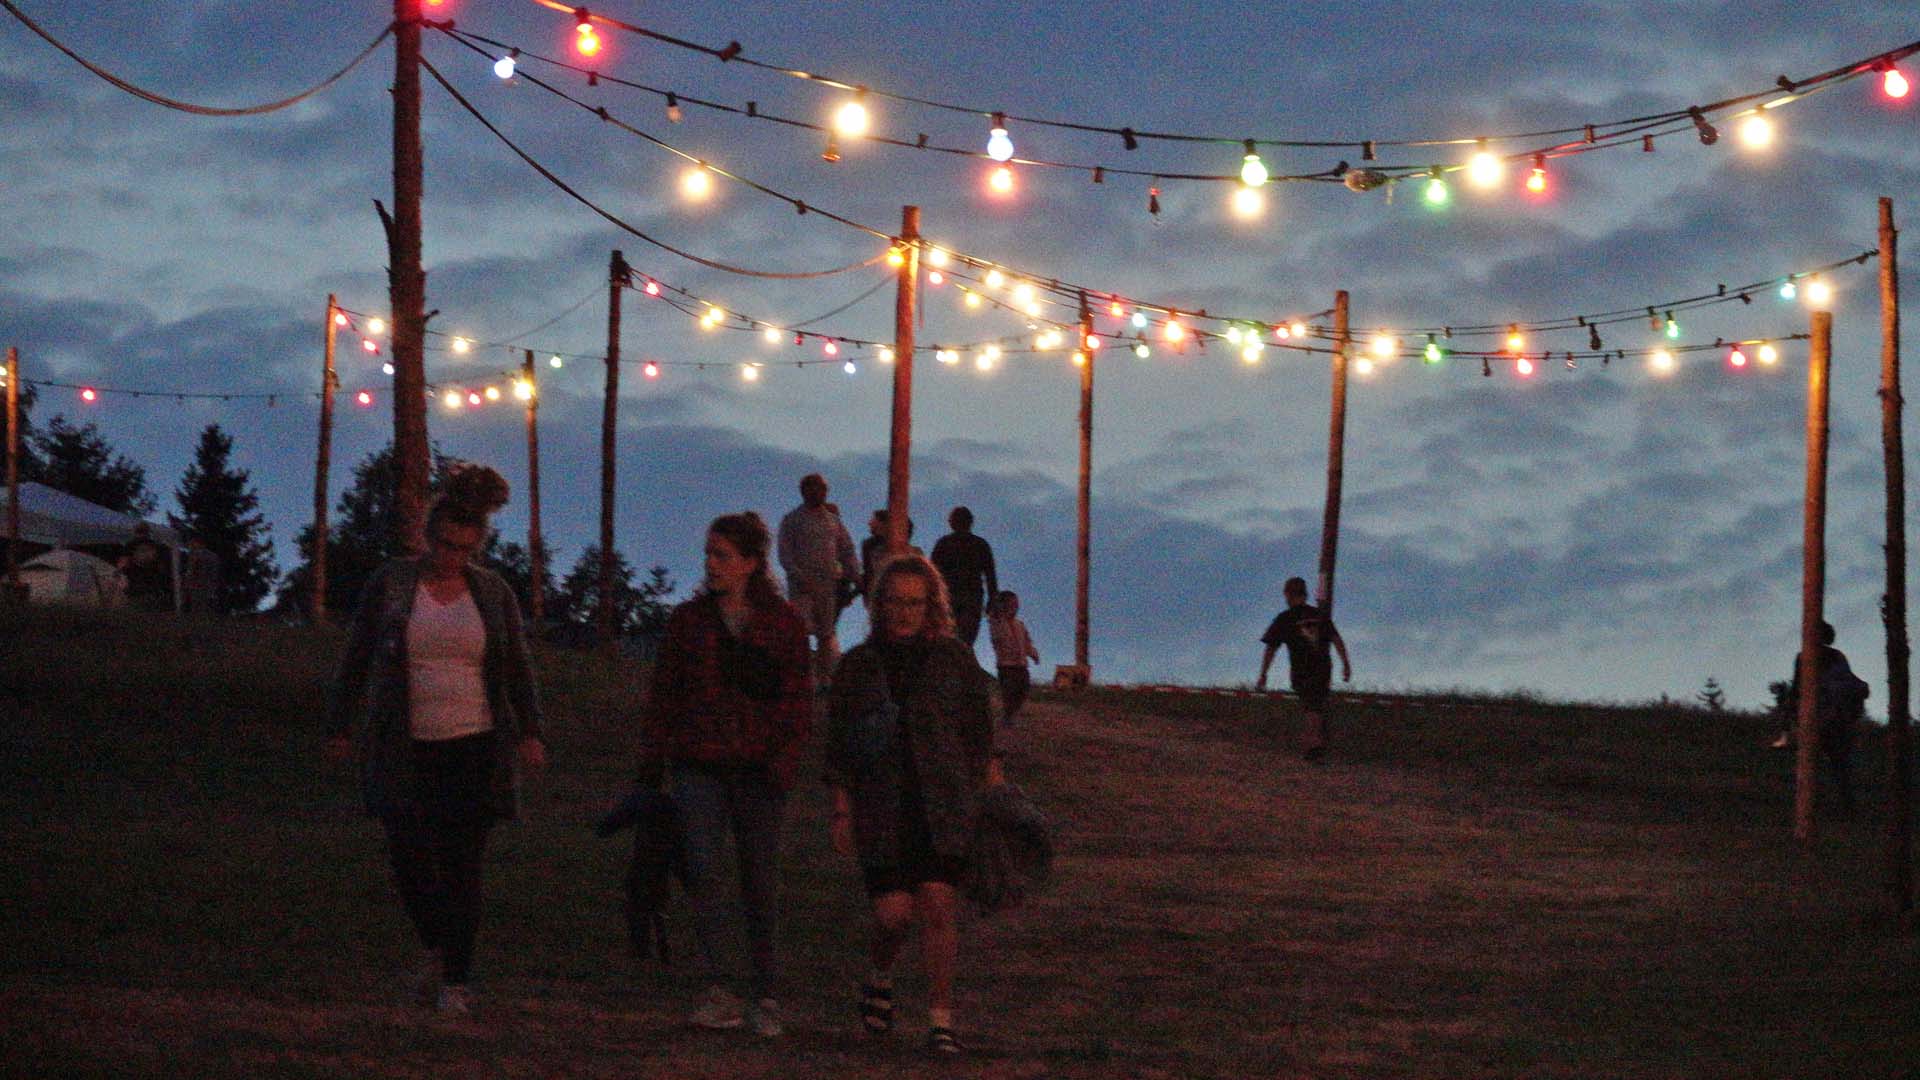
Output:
top-left (2, 608), bottom-right (1916, 1079)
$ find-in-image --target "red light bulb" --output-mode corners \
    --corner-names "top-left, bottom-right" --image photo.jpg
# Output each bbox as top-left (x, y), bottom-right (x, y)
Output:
top-left (356, 390), bottom-right (374, 406)
top-left (1729, 348), bottom-right (1748, 368)
top-left (467, 391), bottom-right (482, 406)
top-left (1886, 67), bottom-right (1911, 100)
top-left (1516, 357), bottom-right (1536, 377)
top-left (643, 361), bottom-right (660, 379)
top-left (644, 279), bottom-right (661, 296)
top-left (81, 387), bottom-right (97, 402)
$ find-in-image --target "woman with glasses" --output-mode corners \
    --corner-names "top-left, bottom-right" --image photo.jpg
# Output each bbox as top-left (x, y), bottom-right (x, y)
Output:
top-left (325, 465), bottom-right (547, 1016)
top-left (824, 554), bottom-right (1000, 1056)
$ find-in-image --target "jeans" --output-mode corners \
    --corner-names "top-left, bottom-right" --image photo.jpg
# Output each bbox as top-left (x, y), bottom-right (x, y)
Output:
top-left (671, 762), bottom-right (787, 999)
top-left (384, 733), bottom-right (497, 985)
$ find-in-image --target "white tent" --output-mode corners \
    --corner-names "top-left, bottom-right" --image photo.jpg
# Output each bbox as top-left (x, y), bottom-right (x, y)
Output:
top-left (8, 482), bottom-right (180, 607)
top-left (17, 548), bottom-right (125, 607)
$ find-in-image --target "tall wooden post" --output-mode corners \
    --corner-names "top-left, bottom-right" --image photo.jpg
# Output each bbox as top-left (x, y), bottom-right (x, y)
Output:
top-left (1879, 197), bottom-right (1912, 909)
top-left (389, 0), bottom-right (430, 555)
top-left (1796, 310), bottom-right (1834, 842)
top-left (1074, 292), bottom-right (1095, 679)
top-left (599, 250), bottom-right (626, 655)
top-left (523, 349), bottom-right (546, 626)
top-left (887, 207), bottom-right (919, 555)
top-left (312, 295), bottom-right (339, 622)
top-left (1317, 291), bottom-right (1351, 614)
top-left (5, 346), bottom-right (19, 599)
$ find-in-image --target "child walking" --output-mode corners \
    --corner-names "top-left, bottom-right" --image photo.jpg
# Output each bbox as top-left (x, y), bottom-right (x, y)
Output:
top-left (988, 592), bottom-right (1040, 724)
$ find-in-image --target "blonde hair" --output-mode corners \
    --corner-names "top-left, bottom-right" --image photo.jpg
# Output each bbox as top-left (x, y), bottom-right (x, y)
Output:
top-left (868, 553), bottom-right (955, 642)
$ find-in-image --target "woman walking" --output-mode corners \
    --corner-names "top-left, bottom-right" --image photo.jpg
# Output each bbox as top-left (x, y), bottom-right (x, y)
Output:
top-left (640, 512), bottom-right (813, 1037)
top-left (825, 554), bottom-right (999, 1056)
top-left (324, 465), bottom-right (547, 1015)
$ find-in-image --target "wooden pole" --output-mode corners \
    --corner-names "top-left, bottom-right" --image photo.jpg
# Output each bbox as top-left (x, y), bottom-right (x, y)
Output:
top-left (1074, 292), bottom-right (1095, 680)
top-left (1796, 309), bottom-right (1834, 842)
top-left (599, 249), bottom-right (626, 655)
top-left (886, 207), bottom-right (919, 555)
top-left (1879, 197), bottom-right (1912, 910)
top-left (5, 346), bottom-right (19, 600)
top-left (388, 0), bottom-right (430, 555)
top-left (1317, 291), bottom-right (1351, 614)
top-left (312, 296), bottom-right (339, 622)
top-left (524, 348), bottom-right (545, 626)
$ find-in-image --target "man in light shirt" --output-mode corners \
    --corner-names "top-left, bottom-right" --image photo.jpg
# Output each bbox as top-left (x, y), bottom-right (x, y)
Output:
top-left (777, 473), bottom-right (860, 685)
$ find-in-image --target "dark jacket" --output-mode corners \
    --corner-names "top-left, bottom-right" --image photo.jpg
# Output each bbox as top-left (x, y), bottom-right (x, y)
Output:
top-left (640, 593), bottom-right (814, 791)
top-left (326, 559), bottom-right (544, 820)
top-left (824, 637), bottom-right (996, 869)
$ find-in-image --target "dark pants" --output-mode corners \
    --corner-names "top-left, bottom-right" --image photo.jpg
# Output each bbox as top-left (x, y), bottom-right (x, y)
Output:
top-left (671, 762), bottom-right (786, 999)
top-left (1821, 721), bottom-right (1858, 814)
top-left (384, 733), bottom-right (497, 985)
top-left (952, 600), bottom-right (983, 647)
top-left (998, 665), bottom-right (1031, 722)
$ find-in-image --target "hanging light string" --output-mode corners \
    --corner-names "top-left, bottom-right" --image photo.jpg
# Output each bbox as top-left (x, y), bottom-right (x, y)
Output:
top-left (0, 0), bottom-right (394, 116)
top-left (438, 24), bottom-right (1348, 186)
top-left (488, 281), bottom-right (605, 344)
top-left (418, 55), bottom-right (888, 279)
top-left (521, 1), bottom-right (1916, 166)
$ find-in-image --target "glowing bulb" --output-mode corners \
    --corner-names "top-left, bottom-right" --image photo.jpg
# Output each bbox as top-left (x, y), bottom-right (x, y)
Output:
top-left (1424, 176), bottom-right (1449, 206)
top-left (1131, 311), bottom-right (1147, 329)
top-left (927, 247), bottom-right (949, 268)
top-left (332, 311), bottom-right (348, 327)
top-left (705, 306), bottom-right (726, 325)
top-left (1758, 343), bottom-right (1779, 365)
top-left (643, 361), bottom-right (659, 379)
top-left (988, 165), bottom-right (1015, 194)
top-left (81, 387), bottom-right (97, 402)
top-left (575, 26), bottom-right (601, 57)
top-left (1505, 326), bottom-right (1524, 353)
top-left (1806, 279), bottom-right (1833, 306)
top-left (1010, 282), bottom-right (1035, 306)
top-left (1779, 280), bottom-right (1798, 300)
top-left (834, 98), bottom-right (870, 137)
top-left (549, 355), bottom-right (564, 369)
top-left (1370, 333), bottom-right (1396, 358)
top-left (1230, 186), bottom-right (1264, 218)
top-left (842, 360), bottom-right (857, 375)
top-left (451, 336), bottom-right (471, 354)
top-left (1133, 343), bottom-right (1150, 358)
top-left (986, 115), bottom-right (1013, 161)
top-left (1163, 319), bottom-right (1185, 343)
top-left (975, 351), bottom-right (994, 372)
top-left (1109, 300), bottom-right (1125, 318)
top-left (1526, 165), bottom-right (1547, 195)
top-left (964, 291), bottom-right (983, 309)
top-left (1425, 339), bottom-right (1443, 363)
top-left (483, 385), bottom-right (501, 401)
top-left (1466, 149), bottom-right (1503, 188)
top-left (1274, 325), bottom-right (1290, 340)
top-left (938, 349), bottom-right (959, 365)
top-left (361, 338), bottom-right (379, 354)
top-left (1226, 326), bottom-right (1245, 345)
top-left (444, 390), bottom-right (463, 409)
top-left (1084, 335), bottom-right (1102, 351)
top-left (356, 390), bottom-right (373, 406)
top-left (1241, 344), bottom-right (1262, 365)
top-left (878, 347), bottom-right (895, 363)
top-left (494, 53), bottom-right (517, 80)
top-left (1650, 349), bottom-right (1676, 374)
top-left (1738, 114), bottom-right (1774, 149)
top-left (1290, 321), bottom-right (1307, 338)
top-left (1239, 142), bottom-right (1268, 187)
top-left (886, 247), bottom-right (906, 268)
top-left (468, 391), bottom-right (483, 406)
top-left (985, 269), bottom-right (1006, 289)
top-left (644, 279), bottom-right (662, 296)
top-left (680, 166), bottom-right (713, 201)
top-left (1354, 358), bottom-right (1374, 376)
top-left (742, 364), bottom-right (761, 383)
top-left (513, 380), bottom-right (534, 401)
top-left (928, 270), bottom-right (945, 286)
top-left (1516, 357), bottom-right (1535, 377)
top-left (763, 326), bottom-right (781, 344)
top-left (1664, 314), bottom-right (1680, 339)
top-left (1071, 351), bottom-right (1087, 367)
top-left (824, 340), bottom-right (840, 356)
top-left (382, 362), bottom-right (395, 376)
top-left (367, 317), bottom-right (387, 335)
top-left (1729, 347), bottom-right (1749, 368)
top-left (1886, 67), bottom-right (1911, 100)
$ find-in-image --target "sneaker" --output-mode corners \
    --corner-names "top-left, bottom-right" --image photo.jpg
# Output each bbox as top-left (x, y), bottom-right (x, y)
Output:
top-left (435, 984), bottom-right (473, 1016)
top-left (689, 986), bottom-right (745, 1030)
top-left (746, 997), bottom-right (785, 1038)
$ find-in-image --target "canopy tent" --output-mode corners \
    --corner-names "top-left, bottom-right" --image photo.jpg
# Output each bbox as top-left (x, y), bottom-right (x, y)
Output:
top-left (17, 548), bottom-right (124, 608)
top-left (7, 482), bottom-right (180, 608)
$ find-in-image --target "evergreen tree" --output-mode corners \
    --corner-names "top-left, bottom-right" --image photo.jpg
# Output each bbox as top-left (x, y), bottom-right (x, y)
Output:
top-left (481, 536), bottom-right (556, 620)
top-left (552, 546), bottom-right (676, 640)
top-left (1696, 676), bottom-right (1726, 713)
top-left (168, 424), bottom-right (277, 612)
top-left (279, 442), bottom-right (467, 619)
top-left (32, 414), bottom-right (155, 515)
top-left (0, 380), bottom-right (44, 480)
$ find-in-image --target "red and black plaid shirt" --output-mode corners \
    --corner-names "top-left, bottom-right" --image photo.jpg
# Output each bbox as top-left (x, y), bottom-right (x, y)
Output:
top-left (641, 594), bottom-right (814, 788)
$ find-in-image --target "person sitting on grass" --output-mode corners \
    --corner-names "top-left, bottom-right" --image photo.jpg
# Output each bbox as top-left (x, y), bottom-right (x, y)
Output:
top-left (1255, 576), bottom-right (1352, 760)
top-left (324, 465), bottom-right (548, 1017)
top-left (825, 555), bottom-right (1002, 1057)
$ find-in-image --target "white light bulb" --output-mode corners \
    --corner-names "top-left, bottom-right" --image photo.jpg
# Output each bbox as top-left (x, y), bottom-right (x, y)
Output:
top-left (1466, 150), bottom-right (1503, 188)
top-left (493, 54), bottom-right (517, 80)
top-left (1738, 114), bottom-right (1774, 150)
top-left (1231, 186), bottom-right (1263, 218)
top-left (987, 125), bottom-right (1013, 162)
top-left (834, 99), bottom-right (870, 138)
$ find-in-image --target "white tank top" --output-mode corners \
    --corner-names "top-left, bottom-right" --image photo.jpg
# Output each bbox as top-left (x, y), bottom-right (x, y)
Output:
top-left (406, 583), bottom-right (493, 741)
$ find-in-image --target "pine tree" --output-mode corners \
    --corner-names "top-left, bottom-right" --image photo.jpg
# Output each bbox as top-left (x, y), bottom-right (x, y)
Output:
top-left (482, 536), bottom-right (555, 620)
top-left (552, 546), bottom-right (676, 641)
top-left (1697, 676), bottom-right (1726, 713)
top-left (32, 414), bottom-right (155, 515)
top-left (279, 443), bottom-right (467, 619)
top-left (168, 424), bottom-right (277, 612)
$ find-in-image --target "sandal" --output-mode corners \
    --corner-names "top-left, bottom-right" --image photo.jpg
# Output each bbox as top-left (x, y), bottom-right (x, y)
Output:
top-left (858, 982), bottom-right (895, 1036)
top-left (927, 1026), bottom-right (963, 1055)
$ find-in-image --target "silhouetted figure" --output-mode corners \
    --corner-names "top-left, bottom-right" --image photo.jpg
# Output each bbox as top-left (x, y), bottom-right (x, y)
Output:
top-left (777, 474), bottom-right (859, 685)
top-left (988, 591), bottom-right (1040, 724)
top-left (1775, 620), bottom-right (1870, 816)
top-left (1256, 576), bottom-right (1352, 759)
top-left (119, 523), bottom-right (170, 612)
top-left (930, 507), bottom-right (998, 647)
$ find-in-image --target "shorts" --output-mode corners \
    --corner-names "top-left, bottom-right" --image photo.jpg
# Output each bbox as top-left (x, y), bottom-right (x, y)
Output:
top-left (861, 796), bottom-right (966, 898)
top-left (997, 665), bottom-right (1032, 719)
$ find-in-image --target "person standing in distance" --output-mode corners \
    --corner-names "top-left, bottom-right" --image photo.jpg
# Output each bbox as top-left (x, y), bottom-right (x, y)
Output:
top-left (929, 507), bottom-right (998, 648)
top-left (1255, 576), bottom-right (1352, 759)
top-left (778, 474), bottom-right (860, 686)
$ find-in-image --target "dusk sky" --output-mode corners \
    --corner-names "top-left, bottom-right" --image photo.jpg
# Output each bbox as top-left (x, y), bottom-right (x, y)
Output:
top-left (4, 1), bottom-right (1917, 706)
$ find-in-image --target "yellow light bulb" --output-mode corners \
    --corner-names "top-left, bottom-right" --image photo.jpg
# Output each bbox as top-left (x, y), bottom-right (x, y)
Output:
top-left (1738, 114), bottom-right (1774, 150)
top-left (443, 389), bottom-right (462, 409)
top-left (834, 99), bottom-right (870, 137)
top-left (1164, 320), bottom-right (1185, 343)
top-left (513, 380), bottom-right (534, 401)
top-left (1355, 357), bottom-right (1375, 376)
top-left (1758, 343), bottom-right (1779, 365)
top-left (1241, 344), bottom-right (1262, 365)
top-left (964, 291), bottom-right (983, 309)
top-left (927, 247), bottom-right (949, 268)
top-left (451, 336), bottom-right (471, 354)
top-left (680, 166), bottom-right (713, 201)
top-left (763, 326), bottom-right (780, 343)
top-left (742, 364), bottom-right (761, 383)
top-left (1370, 333), bottom-right (1397, 358)
top-left (988, 165), bottom-right (1015, 194)
top-left (975, 352), bottom-right (994, 371)
top-left (878, 346), bottom-right (895, 363)
top-left (1011, 282), bottom-right (1035, 305)
top-left (984, 269), bottom-right (1006, 289)
top-left (1467, 150), bottom-right (1503, 188)
top-left (1024, 301), bottom-right (1042, 317)
top-left (1071, 351), bottom-right (1087, 367)
top-left (1230, 186), bottom-right (1264, 218)
top-left (1650, 349), bottom-right (1676, 373)
top-left (1290, 321), bottom-right (1307, 338)
top-left (367, 317), bottom-right (387, 335)
top-left (484, 385), bottom-right (501, 401)
top-left (1805, 279), bottom-right (1833, 306)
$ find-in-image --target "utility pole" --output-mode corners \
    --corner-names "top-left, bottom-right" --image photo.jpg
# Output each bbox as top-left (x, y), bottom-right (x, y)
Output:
top-left (1796, 309), bottom-right (1834, 842)
top-left (1878, 197), bottom-right (1912, 910)
top-left (5, 346), bottom-right (19, 603)
top-left (887, 207), bottom-right (919, 556)
top-left (1071, 291), bottom-right (1095, 685)
top-left (389, 0), bottom-right (430, 555)
top-left (1317, 291), bottom-right (1351, 615)
top-left (312, 295), bottom-right (339, 622)
top-left (600, 249), bottom-right (627, 655)
top-left (523, 349), bottom-right (545, 626)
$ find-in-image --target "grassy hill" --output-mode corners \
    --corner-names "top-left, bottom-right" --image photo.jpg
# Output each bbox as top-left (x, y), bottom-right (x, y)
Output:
top-left (2, 608), bottom-right (1915, 1078)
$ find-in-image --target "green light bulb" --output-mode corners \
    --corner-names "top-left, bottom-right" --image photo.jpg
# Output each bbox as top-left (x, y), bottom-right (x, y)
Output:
top-left (1424, 177), bottom-right (1449, 206)
top-left (1424, 340), bottom-right (1443, 363)
top-left (1779, 280), bottom-right (1797, 300)
top-left (1664, 316), bottom-right (1680, 339)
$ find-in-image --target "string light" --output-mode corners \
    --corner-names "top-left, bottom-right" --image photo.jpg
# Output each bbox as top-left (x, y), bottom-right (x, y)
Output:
top-left (1886, 65), bottom-right (1912, 100)
top-left (833, 91), bottom-right (870, 138)
top-left (1084, 334), bottom-right (1102, 351)
top-left (1758, 342), bottom-right (1780, 365)
top-left (1728, 346), bottom-right (1749, 368)
top-left (1070, 351), bottom-right (1087, 367)
top-left (1370, 333), bottom-right (1397, 358)
top-left (1289, 321), bottom-right (1307, 338)
top-left (878, 346), bottom-right (895, 363)
top-left (823, 339), bottom-right (840, 356)
top-left (1239, 140), bottom-right (1267, 187)
top-left (1424, 171), bottom-right (1450, 206)
top-left (964, 291), bottom-right (984, 309)
top-left (1354, 358), bottom-right (1374, 376)
top-left (742, 364), bottom-right (761, 382)
top-left (1525, 154), bottom-right (1548, 195)
top-left (1516, 356), bottom-right (1536, 377)
top-left (680, 165), bottom-right (713, 201)
top-left (928, 270), bottom-right (945, 285)
top-left (1132, 311), bottom-right (1148, 329)
top-left (843, 360), bottom-right (857, 375)
top-left (549, 355), bottom-right (564, 368)
top-left (986, 112), bottom-right (1013, 162)
top-left (332, 311), bottom-right (349, 327)
top-left (984, 269), bottom-right (1006, 289)
top-left (665, 92), bottom-right (683, 123)
top-left (468, 391), bottom-right (483, 405)
top-left (451, 336), bottom-right (472, 354)
top-left (975, 350), bottom-right (995, 372)
top-left (444, 389), bottom-right (463, 409)
top-left (1230, 186), bottom-right (1264, 218)
top-left (513, 379), bottom-right (535, 400)
top-left (643, 360), bottom-right (660, 378)
top-left (1240, 343), bottom-right (1263, 365)
top-left (988, 164), bottom-right (1015, 194)
top-left (885, 246), bottom-right (906, 268)
top-left (763, 326), bottom-right (781, 343)
top-left (1466, 142), bottom-right (1503, 188)
top-left (493, 50), bottom-right (519, 80)
top-left (367, 317), bottom-right (386, 335)
top-left (574, 13), bottom-right (602, 58)
top-left (1424, 337), bottom-right (1443, 363)
top-left (937, 348), bottom-right (960, 364)
top-left (1505, 325), bottom-right (1525, 353)
top-left (356, 390), bottom-right (374, 406)
top-left (361, 338), bottom-right (380, 354)
top-left (644, 278), bottom-right (662, 296)
top-left (1133, 342), bottom-right (1150, 358)
top-left (1738, 113), bottom-right (1775, 149)
top-left (1805, 278), bottom-right (1833, 306)
top-left (382, 362), bottom-right (395, 375)
top-left (1650, 348), bottom-right (1676, 374)
top-left (1664, 313), bottom-right (1680, 339)
top-left (484, 385), bottom-right (501, 401)
top-left (1163, 319), bottom-right (1186, 343)
top-left (81, 387), bottom-right (97, 402)
top-left (926, 247), bottom-right (950, 268)
top-left (1779, 279), bottom-right (1798, 300)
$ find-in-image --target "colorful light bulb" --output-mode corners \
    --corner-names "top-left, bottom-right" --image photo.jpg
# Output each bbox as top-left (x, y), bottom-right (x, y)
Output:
top-left (1650, 349), bottom-right (1676, 374)
top-left (1516, 356), bottom-right (1536, 377)
top-left (549, 355), bottom-right (564, 368)
top-left (1886, 66), bottom-right (1911, 100)
top-left (1758, 343), bottom-right (1779, 365)
top-left (513, 380), bottom-right (534, 401)
top-left (1729, 347), bottom-right (1749, 368)
top-left (483, 385), bottom-right (500, 401)
top-left (1370, 333), bottom-right (1396, 358)
top-left (644, 279), bottom-right (662, 296)
top-left (1424, 175), bottom-right (1449, 206)
top-left (834, 97), bottom-right (870, 138)
top-left (1131, 311), bottom-right (1148, 329)
top-left (1466, 147), bottom-right (1503, 188)
top-left (680, 166), bottom-right (713, 201)
top-left (493, 53), bottom-right (518, 80)
top-left (357, 390), bottom-right (374, 406)
top-left (367, 317), bottom-right (387, 335)
top-left (1239, 140), bottom-right (1267, 187)
top-left (644, 361), bottom-right (659, 379)
top-left (986, 113), bottom-right (1013, 161)
top-left (843, 360), bottom-right (857, 375)
top-left (1805, 279), bottom-right (1833, 306)
top-left (1779, 279), bottom-right (1798, 300)
top-left (988, 165), bottom-right (1015, 194)
top-left (81, 387), bottom-right (97, 402)
top-left (1738, 113), bottom-right (1774, 150)
top-left (332, 311), bottom-right (349, 327)
top-left (444, 389), bottom-right (463, 408)
top-left (1664, 313), bottom-right (1680, 339)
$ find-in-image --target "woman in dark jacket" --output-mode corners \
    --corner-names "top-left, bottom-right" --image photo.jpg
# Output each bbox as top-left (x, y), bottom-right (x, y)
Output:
top-left (641, 512), bottom-right (812, 1038)
top-left (324, 465), bottom-right (547, 1016)
top-left (825, 553), bottom-right (999, 1056)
